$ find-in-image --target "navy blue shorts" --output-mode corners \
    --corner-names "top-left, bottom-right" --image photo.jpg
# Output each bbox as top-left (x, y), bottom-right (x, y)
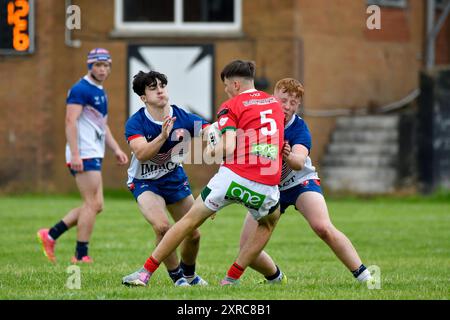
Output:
top-left (128, 166), bottom-right (192, 205)
top-left (280, 179), bottom-right (322, 213)
top-left (68, 158), bottom-right (102, 176)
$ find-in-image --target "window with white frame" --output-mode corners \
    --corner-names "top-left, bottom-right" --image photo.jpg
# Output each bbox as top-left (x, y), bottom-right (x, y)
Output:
top-left (114, 0), bottom-right (242, 35)
top-left (367, 0), bottom-right (407, 8)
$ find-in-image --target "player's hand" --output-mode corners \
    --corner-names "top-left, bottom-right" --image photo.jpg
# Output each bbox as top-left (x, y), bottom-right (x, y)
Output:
top-left (282, 141), bottom-right (291, 160)
top-left (70, 155), bottom-right (83, 172)
top-left (205, 144), bottom-right (214, 158)
top-left (115, 149), bottom-right (129, 166)
top-left (161, 116), bottom-right (176, 140)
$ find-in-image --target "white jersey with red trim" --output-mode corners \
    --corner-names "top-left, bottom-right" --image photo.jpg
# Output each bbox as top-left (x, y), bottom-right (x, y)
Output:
top-left (279, 115), bottom-right (319, 191)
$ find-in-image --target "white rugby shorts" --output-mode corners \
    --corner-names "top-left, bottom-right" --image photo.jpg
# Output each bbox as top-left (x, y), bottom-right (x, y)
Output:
top-left (201, 166), bottom-right (280, 221)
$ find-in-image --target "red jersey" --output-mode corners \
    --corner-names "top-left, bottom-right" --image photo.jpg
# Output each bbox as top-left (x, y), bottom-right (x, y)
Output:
top-left (217, 89), bottom-right (285, 186)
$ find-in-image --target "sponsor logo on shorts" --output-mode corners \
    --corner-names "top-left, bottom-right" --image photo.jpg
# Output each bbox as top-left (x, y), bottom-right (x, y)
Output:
top-left (207, 199), bottom-right (220, 209)
top-left (280, 175), bottom-right (296, 188)
top-left (250, 143), bottom-right (278, 160)
top-left (225, 181), bottom-right (266, 210)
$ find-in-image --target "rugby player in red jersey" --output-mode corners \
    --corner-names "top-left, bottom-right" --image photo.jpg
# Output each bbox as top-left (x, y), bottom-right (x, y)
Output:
top-left (122, 60), bottom-right (286, 286)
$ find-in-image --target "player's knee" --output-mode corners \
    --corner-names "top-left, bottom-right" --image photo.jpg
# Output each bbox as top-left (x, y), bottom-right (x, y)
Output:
top-left (153, 223), bottom-right (171, 238)
top-left (187, 229), bottom-right (201, 244)
top-left (89, 201), bottom-right (103, 215)
top-left (313, 223), bottom-right (333, 240)
top-left (97, 204), bottom-right (104, 214)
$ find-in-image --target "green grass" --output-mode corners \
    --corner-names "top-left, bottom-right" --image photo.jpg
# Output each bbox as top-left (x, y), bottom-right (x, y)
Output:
top-left (0, 195), bottom-right (449, 300)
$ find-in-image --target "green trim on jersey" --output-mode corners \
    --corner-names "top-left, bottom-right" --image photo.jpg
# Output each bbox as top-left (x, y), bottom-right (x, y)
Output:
top-left (201, 186), bottom-right (212, 201)
top-left (220, 126), bottom-right (237, 134)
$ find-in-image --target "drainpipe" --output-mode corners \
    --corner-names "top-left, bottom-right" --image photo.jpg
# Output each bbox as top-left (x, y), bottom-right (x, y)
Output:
top-left (426, 0), bottom-right (450, 69)
top-left (426, 0), bottom-right (436, 70)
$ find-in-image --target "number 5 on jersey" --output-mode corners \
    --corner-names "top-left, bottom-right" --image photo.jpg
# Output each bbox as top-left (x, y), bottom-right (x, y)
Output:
top-left (260, 110), bottom-right (277, 136)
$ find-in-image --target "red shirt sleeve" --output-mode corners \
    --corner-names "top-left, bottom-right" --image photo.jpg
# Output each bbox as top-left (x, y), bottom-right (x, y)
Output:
top-left (217, 100), bottom-right (238, 133)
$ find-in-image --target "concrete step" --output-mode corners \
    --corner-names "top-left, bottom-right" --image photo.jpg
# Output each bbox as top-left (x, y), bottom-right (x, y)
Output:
top-left (319, 115), bottom-right (403, 194)
top-left (321, 167), bottom-right (397, 193)
top-left (331, 130), bottom-right (398, 143)
top-left (322, 177), bottom-right (396, 193)
top-left (327, 143), bottom-right (398, 156)
top-left (321, 167), bottom-right (397, 181)
top-left (335, 115), bottom-right (399, 130)
top-left (321, 154), bottom-right (397, 167)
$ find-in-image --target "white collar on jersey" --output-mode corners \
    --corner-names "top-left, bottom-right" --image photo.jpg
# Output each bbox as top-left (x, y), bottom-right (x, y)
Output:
top-left (285, 114), bottom-right (297, 130)
top-left (239, 88), bottom-right (258, 95)
top-left (144, 106), bottom-right (173, 125)
top-left (83, 75), bottom-right (104, 90)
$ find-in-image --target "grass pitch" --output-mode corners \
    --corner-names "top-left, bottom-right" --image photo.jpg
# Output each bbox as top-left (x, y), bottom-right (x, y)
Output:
top-left (0, 193), bottom-right (448, 300)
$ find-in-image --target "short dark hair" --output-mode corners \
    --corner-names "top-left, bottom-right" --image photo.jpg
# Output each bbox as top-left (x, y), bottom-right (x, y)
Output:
top-left (132, 70), bottom-right (168, 96)
top-left (220, 60), bottom-right (256, 82)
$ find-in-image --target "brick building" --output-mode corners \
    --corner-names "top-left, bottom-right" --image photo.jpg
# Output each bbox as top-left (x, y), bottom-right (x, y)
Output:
top-left (0, 0), bottom-right (448, 194)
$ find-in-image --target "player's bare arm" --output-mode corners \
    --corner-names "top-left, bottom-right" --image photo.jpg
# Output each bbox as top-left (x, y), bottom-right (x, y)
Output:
top-left (65, 103), bottom-right (83, 172)
top-left (105, 125), bottom-right (128, 165)
top-left (283, 143), bottom-right (308, 171)
top-left (129, 116), bottom-right (176, 162)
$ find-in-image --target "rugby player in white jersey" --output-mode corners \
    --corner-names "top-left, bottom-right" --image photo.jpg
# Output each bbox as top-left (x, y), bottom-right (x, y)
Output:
top-left (37, 48), bottom-right (128, 263)
top-left (123, 70), bottom-right (209, 286)
top-left (240, 78), bottom-right (373, 284)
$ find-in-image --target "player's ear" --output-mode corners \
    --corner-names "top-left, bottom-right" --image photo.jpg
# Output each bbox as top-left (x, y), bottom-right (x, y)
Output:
top-left (234, 80), bottom-right (240, 91)
top-left (140, 95), bottom-right (146, 103)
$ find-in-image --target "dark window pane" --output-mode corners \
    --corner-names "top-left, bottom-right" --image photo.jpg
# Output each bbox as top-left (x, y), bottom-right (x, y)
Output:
top-left (366, 0), bottom-right (407, 8)
top-left (123, 0), bottom-right (174, 22)
top-left (183, 0), bottom-right (234, 22)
